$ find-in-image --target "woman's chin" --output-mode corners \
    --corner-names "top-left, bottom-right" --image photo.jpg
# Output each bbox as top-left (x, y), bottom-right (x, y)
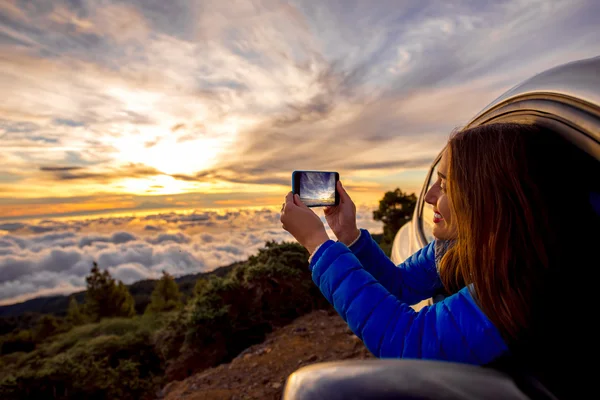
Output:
top-left (432, 227), bottom-right (452, 241)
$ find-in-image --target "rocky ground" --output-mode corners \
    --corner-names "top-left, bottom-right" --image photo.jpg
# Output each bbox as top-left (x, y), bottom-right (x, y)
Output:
top-left (159, 308), bottom-right (375, 400)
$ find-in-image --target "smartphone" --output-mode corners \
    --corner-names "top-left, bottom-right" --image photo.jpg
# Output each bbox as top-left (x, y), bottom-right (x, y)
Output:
top-left (291, 170), bottom-right (340, 207)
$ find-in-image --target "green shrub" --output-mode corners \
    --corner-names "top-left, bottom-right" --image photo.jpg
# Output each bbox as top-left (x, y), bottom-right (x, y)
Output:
top-left (145, 272), bottom-right (183, 314)
top-left (66, 296), bottom-right (86, 326)
top-left (40, 315), bottom-right (163, 358)
top-left (187, 275), bottom-right (241, 344)
top-left (151, 309), bottom-right (189, 373)
top-left (33, 315), bottom-right (61, 343)
top-left (0, 330), bottom-right (35, 355)
top-left (1, 351), bottom-right (161, 400)
top-left (183, 241), bottom-right (329, 371)
top-left (0, 314), bottom-right (168, 400)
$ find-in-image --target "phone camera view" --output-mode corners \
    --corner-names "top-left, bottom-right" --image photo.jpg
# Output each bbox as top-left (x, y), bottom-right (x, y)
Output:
top-left (299, 171), bottom-right (336, 207)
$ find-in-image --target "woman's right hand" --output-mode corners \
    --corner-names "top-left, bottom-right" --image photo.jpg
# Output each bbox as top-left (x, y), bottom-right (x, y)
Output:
top-left (324, 181), bottom-right (361, 246)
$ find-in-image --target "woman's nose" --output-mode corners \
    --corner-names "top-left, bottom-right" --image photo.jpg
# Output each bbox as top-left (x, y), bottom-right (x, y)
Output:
top-left (425, 186), bottom-right (438, 206)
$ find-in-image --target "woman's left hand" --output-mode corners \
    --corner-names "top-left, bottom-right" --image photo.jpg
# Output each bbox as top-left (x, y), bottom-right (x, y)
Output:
top-left (280, 192), bottom-right (330, 254)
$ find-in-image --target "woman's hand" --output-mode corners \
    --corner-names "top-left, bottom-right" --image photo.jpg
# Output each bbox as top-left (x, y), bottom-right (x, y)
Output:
top-left (324, 181), bottom-right (360, 246)
top-left (280, 192), bottom-right (330, 254)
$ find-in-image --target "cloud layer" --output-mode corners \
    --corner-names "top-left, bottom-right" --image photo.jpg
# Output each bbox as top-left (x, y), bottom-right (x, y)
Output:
top-left (1, 0), bottom-right (599, 218)
top-left (0, 206), bottom-right (383, 305)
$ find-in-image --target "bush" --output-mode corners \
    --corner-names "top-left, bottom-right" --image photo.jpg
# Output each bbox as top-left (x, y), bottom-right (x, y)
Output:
top-left (33, 315), bottom-right (61, 343)
top-left (0, 314), bottom-right (168, 400)
top-left (66, 296), bottom-right (86, 326)
top-left (0, 330), bottom-right (35, 355)
top-left (180, 241), bottom-right (329, 376)
top-left (145, 272), bottom-right (182, 314)
top-left (151, 310), bottom-right (188, 362)
top-left (0, 347), bottom-right (161, 400)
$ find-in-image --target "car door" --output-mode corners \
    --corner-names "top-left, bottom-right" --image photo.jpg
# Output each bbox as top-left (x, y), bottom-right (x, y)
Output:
top-left (391, 56), bottom-right (600, 265)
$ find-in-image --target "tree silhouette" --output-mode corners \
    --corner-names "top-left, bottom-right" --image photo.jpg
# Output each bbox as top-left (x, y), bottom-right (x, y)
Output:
top-left (373, 188), bottom-right (417, 256)
top-left (67, 296), bottom-right (86, 325)
top-left (33, 315), bottom-right (59, 342)
top-left (194, 277), bottom-right (209, 296)
top-left (145, 271), bottom-right (182, 314)
top-left (84, 262), bottom-right (135, 321)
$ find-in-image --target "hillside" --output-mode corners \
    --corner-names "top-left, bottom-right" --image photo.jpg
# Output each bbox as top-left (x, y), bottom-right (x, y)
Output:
top-left (1, 235), bottom-right (388, 399)
top-left (0, 262), bottom-right (241, 335)
top-left (0, 262), bottom-right (239, 318)
top-left (0, 241), bottom-right (333, 399)
top-left (159, 308), bottom-right (374, 400)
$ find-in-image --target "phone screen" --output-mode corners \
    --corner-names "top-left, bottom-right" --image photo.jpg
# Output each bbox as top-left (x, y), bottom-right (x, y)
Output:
top-left (292, 171), bottom-right (339, 207)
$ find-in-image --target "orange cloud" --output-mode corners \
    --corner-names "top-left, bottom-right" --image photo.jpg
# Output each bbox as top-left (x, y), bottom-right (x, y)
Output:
top-left (213, 197), bottom-right (284, 206)
top-left (0, 200), bottom-right (137, 219)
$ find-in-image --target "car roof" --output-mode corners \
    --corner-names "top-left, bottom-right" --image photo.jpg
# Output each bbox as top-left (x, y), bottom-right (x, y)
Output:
top-left (465, 56), bottom-right (600, 159)
top-left (478, 56), bottom-right (600, 115)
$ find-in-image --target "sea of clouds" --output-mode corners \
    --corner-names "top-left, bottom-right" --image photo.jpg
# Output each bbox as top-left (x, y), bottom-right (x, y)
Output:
top-left (0, 206), bottom-right (383, 305)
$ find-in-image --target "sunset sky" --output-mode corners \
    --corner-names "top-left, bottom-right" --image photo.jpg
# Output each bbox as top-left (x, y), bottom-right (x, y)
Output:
top-left (298, 171), bottom-right (336, 206)
top-left (1, 0), bottom-right (599, 304)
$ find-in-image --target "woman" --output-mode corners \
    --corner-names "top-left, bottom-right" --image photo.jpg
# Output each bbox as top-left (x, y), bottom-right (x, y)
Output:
top-left (280, 123), bottom-right (598, 399)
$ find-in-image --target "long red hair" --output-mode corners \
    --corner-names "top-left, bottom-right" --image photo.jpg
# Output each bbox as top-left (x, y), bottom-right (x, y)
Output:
top-left (438, 123), bottom-right (598, 352)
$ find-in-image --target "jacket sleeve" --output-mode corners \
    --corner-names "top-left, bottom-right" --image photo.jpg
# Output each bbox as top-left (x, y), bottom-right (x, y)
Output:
top-left (310, 241), bottom-right (508, 365)
top-left (348, 229), bottom-right (443, 305)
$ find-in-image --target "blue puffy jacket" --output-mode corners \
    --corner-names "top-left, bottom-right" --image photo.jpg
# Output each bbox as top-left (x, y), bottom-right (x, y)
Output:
top-left (309, 229), bottom-right (508, 365)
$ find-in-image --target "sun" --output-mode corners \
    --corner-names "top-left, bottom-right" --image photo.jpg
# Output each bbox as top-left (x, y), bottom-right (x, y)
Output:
top-left (111, 132), bottom-right (223, 175)
top-left (109, 115), bottom-right (257, 178)
top-left (107, 122), bottom-right (244, 195)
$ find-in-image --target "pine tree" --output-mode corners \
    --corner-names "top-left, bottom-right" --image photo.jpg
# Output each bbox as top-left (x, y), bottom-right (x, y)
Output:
top-left (145, 271), bottom-right (182, 314)
top-left (373, 188), bottom-right (417, 256)
top-left (84, 262), bottom-right (136, 321)
top-left (33, 315), bottom-right (59, 342)
top-left (67, 296), bottom-right (86, 325)
top-left (114, 281), bottom-right (136, 317)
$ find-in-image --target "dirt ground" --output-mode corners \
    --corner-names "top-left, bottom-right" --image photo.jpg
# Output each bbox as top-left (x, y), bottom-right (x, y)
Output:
top-left (158, 308), bottom-right (375, 400)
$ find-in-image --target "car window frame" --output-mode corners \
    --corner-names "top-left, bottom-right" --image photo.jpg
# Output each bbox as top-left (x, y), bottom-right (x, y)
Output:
top-left (415, 152), bottom-right (443, 248)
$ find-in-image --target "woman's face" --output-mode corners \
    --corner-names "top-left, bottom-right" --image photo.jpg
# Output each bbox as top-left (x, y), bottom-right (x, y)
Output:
top-left (425, 150), bottom-right (457, 240)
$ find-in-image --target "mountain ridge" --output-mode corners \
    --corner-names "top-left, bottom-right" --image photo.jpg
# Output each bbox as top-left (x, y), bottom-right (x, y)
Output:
top-left (0, 260), bottom-right (241, 319)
